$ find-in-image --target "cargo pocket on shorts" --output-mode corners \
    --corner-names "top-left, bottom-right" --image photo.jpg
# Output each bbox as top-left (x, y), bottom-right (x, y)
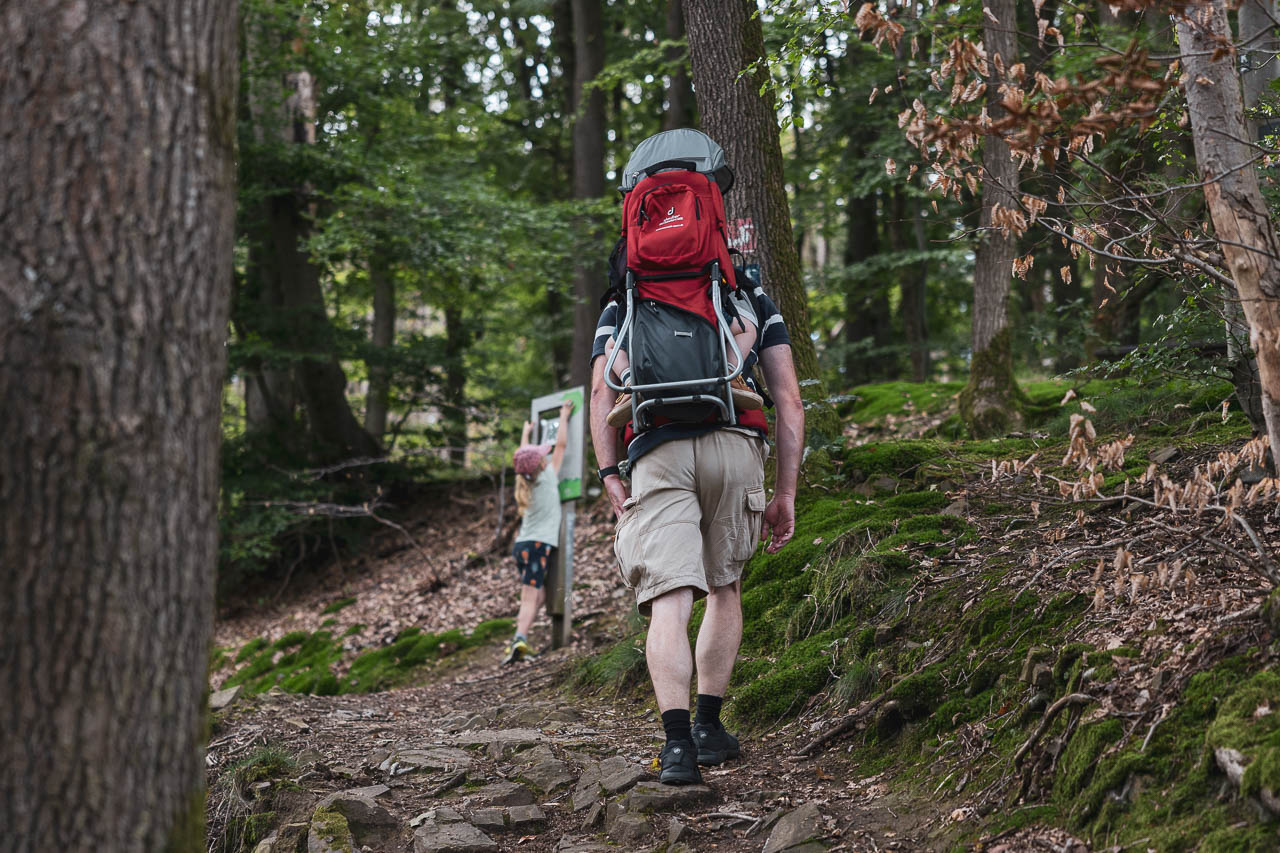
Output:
top-left (733, 486), bottom-right (768, 561)
top-left (614, 498), bottom-right (645, 590)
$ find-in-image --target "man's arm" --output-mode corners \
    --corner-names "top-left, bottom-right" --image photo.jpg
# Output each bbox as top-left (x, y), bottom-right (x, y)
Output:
top-left (590, 355), bottom-right (630, 516)
top-left (759, 344), bottom-right (803, 553)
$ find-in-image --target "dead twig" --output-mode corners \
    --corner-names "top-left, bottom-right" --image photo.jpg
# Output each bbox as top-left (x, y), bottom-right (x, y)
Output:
top-left (1014, 693), bottom-right (1095, 768)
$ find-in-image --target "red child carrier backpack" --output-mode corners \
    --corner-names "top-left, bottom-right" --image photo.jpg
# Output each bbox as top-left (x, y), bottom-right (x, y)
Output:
top-left (603, 129), bottom-right (751, 433)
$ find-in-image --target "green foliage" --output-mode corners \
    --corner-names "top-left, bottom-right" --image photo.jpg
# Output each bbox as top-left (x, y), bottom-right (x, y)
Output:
top-left (221, 618), bottom-right (513, 697)
top-left (321, 597), bottom-right (357, 615)
top-left (573, 635), bottom-right (648, 695)
top-left (212, 746), bottom-right (299, 853)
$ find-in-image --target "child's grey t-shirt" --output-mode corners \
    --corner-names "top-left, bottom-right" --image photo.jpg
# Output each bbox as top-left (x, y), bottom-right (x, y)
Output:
top-left (516, 464), bottom-right (561, 547)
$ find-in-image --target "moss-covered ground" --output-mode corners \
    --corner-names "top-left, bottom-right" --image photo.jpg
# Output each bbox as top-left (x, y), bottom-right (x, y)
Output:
top-left (575, 374), bottom-right (1278, 849)
top-left (219, 617), bottom-right (514, 696)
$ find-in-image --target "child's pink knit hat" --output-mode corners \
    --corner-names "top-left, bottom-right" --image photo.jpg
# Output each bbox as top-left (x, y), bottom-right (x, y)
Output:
top-left (513, 444), bottom-right (552, 476)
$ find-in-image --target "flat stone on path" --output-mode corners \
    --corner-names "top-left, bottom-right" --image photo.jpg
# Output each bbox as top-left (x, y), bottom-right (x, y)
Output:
top-left (210, 685), bottom-right (242, 712)
top-left (598, 756), bottom-right (648, 793)
top-left (471, 780), bottom-right (535, 806)
top-left (379, 747), bottom-right (473, 776)
top-left (572, 756), bottom-right (649, 811)
top-left (314, 790), bottom-right (397, 831)
top-left (507, 804), bottom-right (546, 832)
top-left (607, 813), bottom-right (652, 844)
top-left (619, 780), bottom-right (714, 813)
top-left (763, 801), bottom-right (824, 853)
top-left (553, 837), bottom-right (610, 853)
top-left (449, 727), bottom-right (544, 748)
top-left (413, 816), bottom-right (498, 853)
top-left (470, 808), bottom-right (505, 833)
top-left (519, 758), bottom-right (575, 794)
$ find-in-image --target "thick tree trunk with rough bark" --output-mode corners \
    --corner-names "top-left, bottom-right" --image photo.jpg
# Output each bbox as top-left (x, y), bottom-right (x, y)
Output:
top-left (1178, 0), bottom-right (1280, 459)
top-left (569, 0), bottom-right (606, 393)
top-left (684, 0), bottom-right (836, 445)
top-left (959, 0), bottom-right (1024, 437)
top-left (683, 0), bottom-right (821, 382)
top-left (365, 257), bottom-right (395, 438)
top-left (0, 2), bottom-right (237, 849)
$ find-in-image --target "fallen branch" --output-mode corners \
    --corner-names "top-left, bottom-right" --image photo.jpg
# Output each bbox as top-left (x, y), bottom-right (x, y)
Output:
top-left (1014, 693), bottom-right (1095, 768)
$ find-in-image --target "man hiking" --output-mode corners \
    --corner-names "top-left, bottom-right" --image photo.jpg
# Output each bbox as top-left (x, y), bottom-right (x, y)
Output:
top-left (588, 284), bottom-right (803, 785)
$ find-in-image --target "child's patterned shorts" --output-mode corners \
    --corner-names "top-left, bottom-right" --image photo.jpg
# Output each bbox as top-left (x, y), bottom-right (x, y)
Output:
top-left (512, 539), bottom-right (555, 588)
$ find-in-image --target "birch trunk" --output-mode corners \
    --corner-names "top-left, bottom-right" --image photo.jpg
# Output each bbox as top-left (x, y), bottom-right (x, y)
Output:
top-left (1178, 0), bottom-right (1280, 460)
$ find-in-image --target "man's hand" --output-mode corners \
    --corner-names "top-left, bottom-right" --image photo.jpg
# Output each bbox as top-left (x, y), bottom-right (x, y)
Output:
top-left (761, 493), bottom-right (795, 553)
top-left (604, 477), bottom-right (631, 519)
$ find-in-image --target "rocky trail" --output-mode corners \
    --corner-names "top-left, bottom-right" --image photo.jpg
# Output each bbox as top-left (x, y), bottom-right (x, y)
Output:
top-left (208, 389), bottom-right (1280, 853)
top-left (206, 649), bottom-right (930, 853)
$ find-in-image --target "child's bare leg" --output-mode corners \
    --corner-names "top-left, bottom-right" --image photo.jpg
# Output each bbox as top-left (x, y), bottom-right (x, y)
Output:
top-left (604, 337), bottom-right (631, 385)
top-left (727, 319), bottom-right (758, 372)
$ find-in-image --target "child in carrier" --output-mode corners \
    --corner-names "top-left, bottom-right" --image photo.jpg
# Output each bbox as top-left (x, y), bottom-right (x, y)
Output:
top-left (604, 288), bottom-right (762, 428)
top-left (504, 399), bottom-right (573, 665)
top-left (601, 128), bottom-right (768, 432)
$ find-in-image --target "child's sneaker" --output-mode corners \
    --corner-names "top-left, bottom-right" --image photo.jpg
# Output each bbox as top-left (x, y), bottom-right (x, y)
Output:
top-left (731, 376), bottom-right (762, 411)
top-left (607, 393), bottom-right (633, 428)
top-left (502, 636), bottom-right (533, 665)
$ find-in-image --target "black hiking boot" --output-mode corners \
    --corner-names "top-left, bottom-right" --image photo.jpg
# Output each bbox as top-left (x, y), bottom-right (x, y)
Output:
top-left (692, 722), bottom-right (740, 766)
top-left (658, 740), bottom-right (703, 785)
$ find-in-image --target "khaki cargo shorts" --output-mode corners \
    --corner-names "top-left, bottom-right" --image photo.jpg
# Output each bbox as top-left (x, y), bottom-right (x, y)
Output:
top-left (613, 429), bottom-right (769, 614)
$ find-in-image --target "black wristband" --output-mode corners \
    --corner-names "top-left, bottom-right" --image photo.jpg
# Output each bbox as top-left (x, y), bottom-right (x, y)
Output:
top-left (597, 465), bottom-right (620, 481)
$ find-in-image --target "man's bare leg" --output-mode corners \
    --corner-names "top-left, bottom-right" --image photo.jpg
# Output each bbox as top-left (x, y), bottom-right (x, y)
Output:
top-left (647, 587), bottom-right (695, 710)
top-left (694, 580), bottom-right (742, 697)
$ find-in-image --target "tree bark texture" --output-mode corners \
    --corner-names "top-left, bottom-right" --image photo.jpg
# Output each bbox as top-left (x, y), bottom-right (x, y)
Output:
top-left (1178, 0), bottom-right (1280, 459)
top-left (569, 0), bottom-right (606, 394)
top-left (960, 0), bottom-right (1023, 436)
top-left (0, 2), bottom-right (237, 849)
top-left (662, 0), bottom-right (696, 131)
top-left (683, 0), bottom-right (823, 385)
top-left (365, 257), bottom-right (395, 438)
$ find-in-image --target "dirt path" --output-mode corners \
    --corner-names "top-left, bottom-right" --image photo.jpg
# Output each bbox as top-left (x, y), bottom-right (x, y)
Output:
top-left (206, 636), bottom-right (946, 853)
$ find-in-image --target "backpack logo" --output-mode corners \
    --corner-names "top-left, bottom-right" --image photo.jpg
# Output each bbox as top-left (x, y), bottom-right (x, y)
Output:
top-left (668, 207), bottom-right (675, 216)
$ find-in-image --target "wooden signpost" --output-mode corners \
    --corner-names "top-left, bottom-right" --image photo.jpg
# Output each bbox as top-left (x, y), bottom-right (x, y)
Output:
top-left (529, 386), bottom-right (585, 649)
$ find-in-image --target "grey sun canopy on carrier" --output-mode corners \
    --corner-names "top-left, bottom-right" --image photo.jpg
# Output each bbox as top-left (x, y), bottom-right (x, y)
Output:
top-left (618, 128), bottom-right (735, 195)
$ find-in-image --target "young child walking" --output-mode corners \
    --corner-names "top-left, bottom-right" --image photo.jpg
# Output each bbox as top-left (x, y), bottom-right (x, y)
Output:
top-left (504, 399), bottom-right (574, 664)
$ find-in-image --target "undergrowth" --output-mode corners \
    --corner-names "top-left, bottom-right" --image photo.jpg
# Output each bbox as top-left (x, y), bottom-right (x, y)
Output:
top-left (574, 375), bottom-right (1270, 847)
top-left (219, 617), bottom-right (514, 696)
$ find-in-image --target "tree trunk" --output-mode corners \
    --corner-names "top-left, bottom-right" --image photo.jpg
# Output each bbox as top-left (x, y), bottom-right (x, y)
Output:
top-left (1227, 0), bottom-right (1276, 433)
top-left (1178, 0), bottom-right (1280, 459)
top-left (906, 188), bottom-right (936, 381)
top-left (663, 0), bottom-right (696, 130)
top-left (843, 192), bottom-right (889, 384)
top-left (443, 304), bottom-right (469, 468)
top-left (0, 3), bottom-right (236, 849)
top-left (683, 0), bottom-right (838, 450)
top-left (683, 0), bottom-right (822, 382)
top-left (239, 11), bottom-right (380, 464)
top-left (959, 0), bottom-right (1024, 437)
top-left (568, 0), bottom-right (606, 394)
top-left (365, 256), bottom-right (395, 438)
